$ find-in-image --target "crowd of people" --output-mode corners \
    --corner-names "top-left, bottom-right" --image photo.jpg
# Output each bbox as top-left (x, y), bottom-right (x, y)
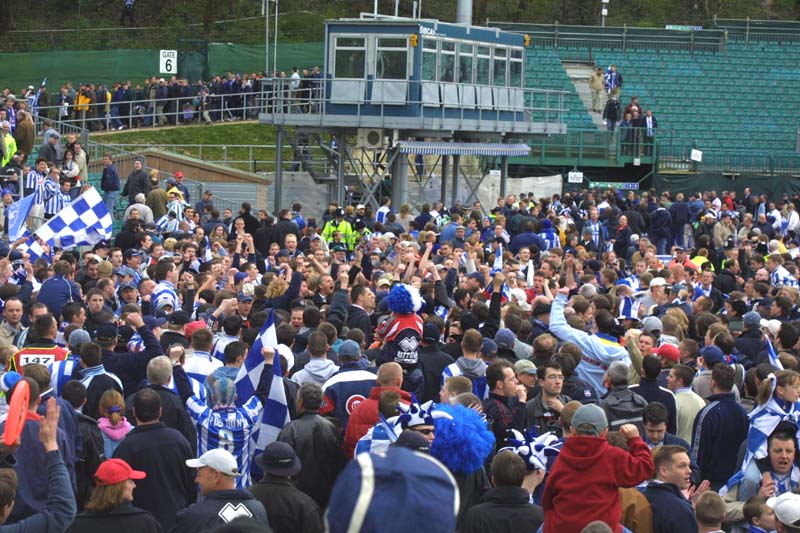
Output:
top-left (0, 66), bottom-right (322, 134)
top-left (0, 182), bottom-right (798, 532)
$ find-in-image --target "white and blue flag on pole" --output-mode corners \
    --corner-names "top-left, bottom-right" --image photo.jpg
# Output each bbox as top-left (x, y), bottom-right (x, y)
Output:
top-left (6, 193), bottom-right (35, 241)
top-left (491, 244), bottom-right (504, 275)
top-left (765, 336), bottom-right (784, 370)
top-left (18, 187), bottom-right (112, 261)
top-left (234, 310), bottom-right (290, 476)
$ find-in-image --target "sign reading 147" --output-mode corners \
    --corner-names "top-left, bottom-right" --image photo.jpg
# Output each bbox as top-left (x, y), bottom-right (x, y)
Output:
top-left (160, 50), bottom-right (178, 74)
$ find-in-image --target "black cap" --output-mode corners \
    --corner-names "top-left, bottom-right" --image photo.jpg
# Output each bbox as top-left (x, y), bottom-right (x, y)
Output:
top-left (255, 441), bottom-right (302, 476)
top-left (124, 249), bottom-right (143, 259)
top-left (392, 430), bottom-right (431, 454)
top-left (422, 323), bottom-right (441, 343)
top-left (94, 323), bottom-right (118, 341)
top-left (168, 310), bottom-right (190, 326)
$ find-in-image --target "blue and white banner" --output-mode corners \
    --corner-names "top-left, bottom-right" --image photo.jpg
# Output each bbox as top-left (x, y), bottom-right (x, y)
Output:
top-left (6, 193), bottom-right (35, 241)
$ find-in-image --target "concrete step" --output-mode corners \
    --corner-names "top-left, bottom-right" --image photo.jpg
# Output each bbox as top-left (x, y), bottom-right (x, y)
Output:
top-left (563, 62), bottom-right (606, 130)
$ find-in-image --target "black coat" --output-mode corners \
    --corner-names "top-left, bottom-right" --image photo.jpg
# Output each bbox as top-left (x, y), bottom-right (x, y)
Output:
top-left (643, 481), bottom-right (698, 533)
top-left (276, 411), bottom-right (345, 510)
top-left (123, 169), bottom-right (150, 200)
top-left (66, 502), bottom-right (162, 533)
top-left (101, 325), bottom-right (164, 396)
top-left (418, 344), bottom-right (454, 403)
top-left (248, 478), bottom-right (324, 533)
top-left (112, 422), bottom-right (195, 530)
top-left (274, 219), bottom-right (300, 249)
top-left (346, 305), bottom-right (373, 342)
top-left (461, 486), bottom-right (544, 533)
top-left (125, 384), bottom-right (197, 455)
top-left (734, 328), bottom-right (765, 364)
top-left (172, 490), bottom-right (270, 533)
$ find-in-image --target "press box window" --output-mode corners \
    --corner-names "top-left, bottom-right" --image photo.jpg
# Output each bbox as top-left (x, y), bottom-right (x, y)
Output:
top-left (493, 47), bottom-right (507, 86)
top-left (422, 38), bottom-right (437, 81)
top-left (439, 41), bottom-right (456, 83)
top-left (476, 46), bottom-right (490, 85)
top-left (510, 49), bottom-right (523, 87)
top-left (459, 43), bottom-right (474, 84)
top-left (334, 37), bottom-right (366, 79)
top-left (376, 37), bottom-right (408, 80)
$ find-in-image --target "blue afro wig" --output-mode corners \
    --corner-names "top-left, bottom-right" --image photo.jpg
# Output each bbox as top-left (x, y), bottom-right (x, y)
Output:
top-left (385, 283), bottom-right (423, 315)
top-left (430, 404), bottom-right (495, 475)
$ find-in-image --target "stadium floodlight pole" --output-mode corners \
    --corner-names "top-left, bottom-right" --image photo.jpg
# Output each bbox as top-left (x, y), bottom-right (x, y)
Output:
top-left (601, 0), bottom-right (609, 27)
top-left (273, 0), bottom-right (279, 75)
top-left (263, 0), bottom-right (270, 76)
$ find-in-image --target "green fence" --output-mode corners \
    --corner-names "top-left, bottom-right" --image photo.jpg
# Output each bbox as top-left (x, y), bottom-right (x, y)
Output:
top-left (0, 42), bottom-right (325, 92)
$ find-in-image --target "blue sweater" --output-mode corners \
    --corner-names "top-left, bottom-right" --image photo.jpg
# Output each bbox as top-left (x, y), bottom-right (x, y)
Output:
top-left (690, 392), bottom-right (748, 488)
top-left (643, 481), bottom-right (698, 533)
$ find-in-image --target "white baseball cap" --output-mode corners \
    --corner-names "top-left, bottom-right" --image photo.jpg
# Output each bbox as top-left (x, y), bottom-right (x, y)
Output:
top-left (767, 492), bottom-right (800, 528)
top-left (186, 449), bottom-right (241, 477)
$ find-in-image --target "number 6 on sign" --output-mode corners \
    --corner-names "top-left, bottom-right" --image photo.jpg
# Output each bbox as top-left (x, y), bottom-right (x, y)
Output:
top-left (160, 50), bottom-right (178, 74)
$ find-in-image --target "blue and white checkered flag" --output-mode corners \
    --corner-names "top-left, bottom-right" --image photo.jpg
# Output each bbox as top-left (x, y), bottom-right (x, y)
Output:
top-left (33, 187), bottom-right (112, 249)
top-left (234, 310), bottom-right (290, 474)
top-left (6, 194), bottom-right (35, 241)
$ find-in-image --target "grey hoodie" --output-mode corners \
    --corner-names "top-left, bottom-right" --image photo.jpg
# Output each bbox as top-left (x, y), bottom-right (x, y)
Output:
top-left (455, 357), bottom-right (487, 379)
top-left (290, 358), bottom-right (339, 387)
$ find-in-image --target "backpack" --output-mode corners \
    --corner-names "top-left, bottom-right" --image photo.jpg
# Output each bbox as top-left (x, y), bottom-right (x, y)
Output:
top-left (602, 388), bottom-right (648, 432)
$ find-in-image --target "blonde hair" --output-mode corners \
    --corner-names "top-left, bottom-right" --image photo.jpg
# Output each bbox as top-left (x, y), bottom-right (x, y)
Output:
top-left (757, 370), bottom-right (800, 405)
top-left (266, 278), bottom-right (288, 299)
top-left (99, 389), bottom-right (125, 426)
top-left (85, 481), bottom-right (127, 513)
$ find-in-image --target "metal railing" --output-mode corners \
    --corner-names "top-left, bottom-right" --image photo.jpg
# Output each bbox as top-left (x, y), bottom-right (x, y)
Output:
top-left (488, 22), bottom-right (727, 55)
top-left (520, 127), bottom-right (657, 166)
top-left (97, 143), bottom-right (280, 173)
top-left (34, 89), bottom-right (270, 133)
top-left (259, 77), bottom-right (568, 132)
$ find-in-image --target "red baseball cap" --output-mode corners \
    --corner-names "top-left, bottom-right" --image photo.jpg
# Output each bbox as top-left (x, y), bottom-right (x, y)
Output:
top-left (654, 343), bottom-right (680, 363)
top-left (94, 459), bottom-right (146, 486)
top-left (174, 171), bottom-right (184, 179)
top-left (184, 320), bottom-right (208, 340)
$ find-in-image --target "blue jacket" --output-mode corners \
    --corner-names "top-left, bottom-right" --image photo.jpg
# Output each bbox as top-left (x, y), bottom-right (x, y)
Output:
top-left (321, 363), bottom-right (376, 430)
top-left (643, 481), bottom-right (698, 533)
top-left (101, 164), bottom-right (120, 192)
top-left (629, 377), bottom-right (678, 434)
top-left (37, 275), bottom-right (81, 320)
top-left (510, 232), bottom-right (546, 255)
top-left (2, 418), bottom-right (75, 523)
top-left (0, 451), bottom-right (76, 533)
top-left (690, 392), bottom-right (748, 488)
top-left (650, 207), bottom-right (672, 238)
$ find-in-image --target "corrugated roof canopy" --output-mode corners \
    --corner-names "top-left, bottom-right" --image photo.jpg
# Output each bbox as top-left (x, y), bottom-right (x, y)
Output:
top-left (396, 141), bottom-right (531, 157)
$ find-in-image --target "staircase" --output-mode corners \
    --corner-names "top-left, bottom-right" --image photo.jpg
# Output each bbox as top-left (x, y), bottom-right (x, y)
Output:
top-left (562, 62), bottom-right (606, 130)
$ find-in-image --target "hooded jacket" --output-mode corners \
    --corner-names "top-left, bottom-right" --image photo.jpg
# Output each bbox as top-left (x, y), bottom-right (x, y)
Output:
top-left (290, 358), bottom-right (339, 387)
top-left (542, 435), bottom-right (654, 533)
top-left (442, 357), bottom-right (488, 399)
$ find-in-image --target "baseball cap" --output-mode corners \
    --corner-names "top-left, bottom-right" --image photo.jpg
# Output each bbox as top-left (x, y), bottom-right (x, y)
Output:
top-left (642, 316), bottom-right (663, 335)
top-left (331, 243), bottom-right (347, 253)
top-left (118, 282), bottom-right (137, 292)
top-left (654, 343), bottom-right (680, 363)
top-left (94, 458), bottom-right (146, 486)
top-left (383, 232), bottom-right (397, 240)
top-left (376, 277), bottom-right (392, 289)
top-left (356, 204), bottom-right (366, 210)
top-left (338, 339), bottom-right (361, 360)
top-left (743, 311), bottom-right (762, 329)
top-left (168, 310), bottom-right (190, 326)
top-left (495, 328), bottom-right (515, 349)
top-left (117, 266), bottom-right (137, 278)
top-left (571, 404), bottom-right (608, 436)
top-left (94, 323), bottom-right (118, 341)
top-left (699, 345), bottom-right (725, 367)
top-left (649, 277), bottom-right (669, 289)
top-left (124, 249), bottom-right (143, 259)
top-left (186, 449), bottom-right (241, 477)
top-left (255, 442), bottom-right (302, 477)
top-left (392, 429), bottom-right (431, 454)
top-left (143, 315), bottom-right (167, 330)
top-left (468, 272), bottom-right (486, 286)
top-left (93, 240), bottom-right (110, 250)
top-left (768, 492), bottom-right (800, 528)
top-left (422, 323), bottom-right (441, 343)
top-left (184, 321), bottom-right (207, 340)
top-left (174, 171), bottom-right (184, 179)
top-left (514, 359), bottom-right (537, 375)
top-left (234, 272), bottom-right (249, 285)
top-left (481, 338), bottom-right (498, 358)
top-left (68, 329), bottom-right (91, 350)
top-left (237, 292), bottom-right (253, 302)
